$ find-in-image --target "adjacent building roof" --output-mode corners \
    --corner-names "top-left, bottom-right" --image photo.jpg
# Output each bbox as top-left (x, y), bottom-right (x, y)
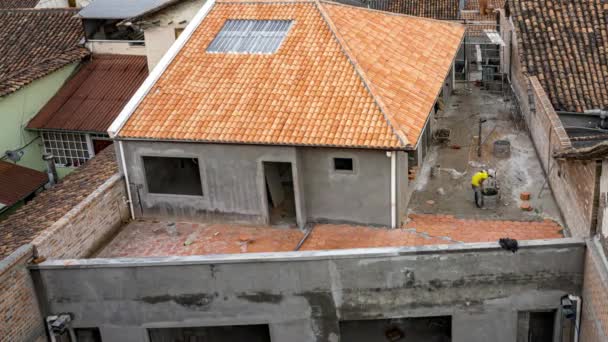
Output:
top-left (27, 55), bottom-right (148, 133)
top-left (0, 9), bottom-right (89, 97)
top-left (78, 0), bottom-right (174, 19)
top-left (0, 161), bottom-right (47, 209)
top-left (510, 0), bottom-right (608, 112)
top-left (0, 148), bottom-right (117, 259)
top-left (115, 0), bottom-right (464, 149)
top-left (0, 0), bottom-right (39, 8)
top-left (360, 0), bottom-right (460, 20)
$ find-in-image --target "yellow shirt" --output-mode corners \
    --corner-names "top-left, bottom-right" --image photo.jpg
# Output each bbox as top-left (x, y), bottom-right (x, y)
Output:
top-left (471, 171), bottom-right (489, 186)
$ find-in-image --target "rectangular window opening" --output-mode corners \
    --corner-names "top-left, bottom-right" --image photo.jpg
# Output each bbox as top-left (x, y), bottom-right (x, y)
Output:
top-left (207, 19), bottom-right (293, 54)
top-left (334, 157), bottom-right (354, 172)
top-left (143, 156), bottom-right (203, 196)
top-left (148, 324), bottom-right (271, 342)
top-left (41, 131), bottom-right (91, 167)
top-left (74, 327), bottom-right (102, 342)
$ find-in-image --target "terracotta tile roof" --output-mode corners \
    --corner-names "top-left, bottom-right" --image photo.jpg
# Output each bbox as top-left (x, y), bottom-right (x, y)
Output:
top-left (510, 0), bottom-right (608, 112)
top-left (0, 9), bottom-right (89, 98)
top-left (0, 161), bottom-right (47, 208)
top-left (27, 55), bottom-right (148, 133)
top-left (0, 148), bottom-right (118, 259)
top-left (117, 0), bottom-right (464, 149)
top-left (464, 0), bottom-right (505, 11)
top-left (364, 0), bottom-right (460, 20)
top-left (97, 214), bottom-right (563, 257)
top-left (0, 0), bottom-right (38, 8)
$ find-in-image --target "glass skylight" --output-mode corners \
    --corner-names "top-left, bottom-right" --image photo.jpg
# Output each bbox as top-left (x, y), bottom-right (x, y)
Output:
top-left (207, 20), bottom-right (293, 54)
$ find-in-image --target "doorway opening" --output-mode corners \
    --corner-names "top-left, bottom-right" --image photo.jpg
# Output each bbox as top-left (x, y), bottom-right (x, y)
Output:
top-left (264, 161), bottom-right (296, 226)
top-left (148, 324), bottom-right (271, 342)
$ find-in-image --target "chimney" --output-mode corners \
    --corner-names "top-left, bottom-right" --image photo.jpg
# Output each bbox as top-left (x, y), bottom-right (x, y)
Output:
top-left (43, 153), bottom-right (58, 185)
top-left (479, 0), bottom-right (488, 15)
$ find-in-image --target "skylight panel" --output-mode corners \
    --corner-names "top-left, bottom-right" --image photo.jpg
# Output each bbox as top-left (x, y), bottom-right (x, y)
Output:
top-left (207, 19), bottom-right (293, 54)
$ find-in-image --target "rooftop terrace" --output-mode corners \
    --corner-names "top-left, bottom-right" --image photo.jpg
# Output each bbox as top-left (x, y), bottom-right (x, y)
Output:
top-left (95, 214), bottom-right (562, 258)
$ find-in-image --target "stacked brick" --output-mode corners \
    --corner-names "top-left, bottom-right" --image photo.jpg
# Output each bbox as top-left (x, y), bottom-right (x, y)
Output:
top-left (511, 0), bottom-right (608, 112)
top-left (580, 244), bottom-right (608, 341)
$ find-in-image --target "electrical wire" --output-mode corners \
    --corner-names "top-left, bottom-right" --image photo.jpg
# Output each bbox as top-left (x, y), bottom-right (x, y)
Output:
top-left (0, 136), bottom-right (41, 161)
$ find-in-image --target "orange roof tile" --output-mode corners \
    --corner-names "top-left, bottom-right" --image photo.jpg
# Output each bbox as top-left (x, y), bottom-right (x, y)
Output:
top-left (117, 0), bottom-right (464, 149)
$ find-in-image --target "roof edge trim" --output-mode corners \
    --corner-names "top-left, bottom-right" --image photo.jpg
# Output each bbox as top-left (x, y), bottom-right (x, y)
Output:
top-left (108, 0), bottom-right (217, 138)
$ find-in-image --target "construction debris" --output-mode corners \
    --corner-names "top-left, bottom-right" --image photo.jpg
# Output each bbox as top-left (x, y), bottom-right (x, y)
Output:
top-left (520, 192), bottom-right (531, 201)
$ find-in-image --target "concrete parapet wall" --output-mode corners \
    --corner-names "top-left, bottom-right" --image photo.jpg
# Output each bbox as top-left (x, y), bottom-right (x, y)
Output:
top-left (33, 239), bottom-right (585, 342)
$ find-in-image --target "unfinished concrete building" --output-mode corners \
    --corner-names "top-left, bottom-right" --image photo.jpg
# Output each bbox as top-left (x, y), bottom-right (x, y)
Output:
top-left (108, 0), bottom-right (463, 228)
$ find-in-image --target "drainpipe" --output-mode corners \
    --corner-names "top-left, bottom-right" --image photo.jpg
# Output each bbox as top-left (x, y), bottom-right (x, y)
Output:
top-left (118, 141), bottom-right (135, 220)
top-left (388, 151), bottom-right (397, 228)
top-left (42, 153), bottom-right (57, 186)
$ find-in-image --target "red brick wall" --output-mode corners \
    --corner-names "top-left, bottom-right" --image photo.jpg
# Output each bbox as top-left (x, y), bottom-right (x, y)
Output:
top-left (0, 245), bottom-right (46, 342)
top-left (0, 174), bottom-right (127, 341)
top-left (580, 241), bottom-right (608, 342)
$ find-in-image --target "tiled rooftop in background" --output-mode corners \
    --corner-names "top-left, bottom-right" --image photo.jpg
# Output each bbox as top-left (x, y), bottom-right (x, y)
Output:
top-left (0, 8), bottom-right (88, 97)
top-left (118, 0), bottom-right (464, 148)
top-left (0, 148), bottom-right (118, 259)
top-left (0, 0), bottom-right (38, 8)
top-left (510, 0), bottom-right (608, 112)
top-left (96, 214), bottom-right (563, 258)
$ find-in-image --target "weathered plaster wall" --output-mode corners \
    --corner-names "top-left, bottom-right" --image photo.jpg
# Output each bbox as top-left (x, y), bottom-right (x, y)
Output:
top-left (32, 239), bottom-right (584, 342)
top-left (141, 0), bottom-right (206, 70)
top-left (526, 76), bottom-right (596, 238)
top-left (121, 141), bottom-right (399, 227)
top-left (85, 41), bottom-right (147, 56)
top-left (580, 239), bottom-right (608, 342)
top-left (1, 174), bottom-right (127, 342)
top-left (0, 63), bottom-right (78, 171)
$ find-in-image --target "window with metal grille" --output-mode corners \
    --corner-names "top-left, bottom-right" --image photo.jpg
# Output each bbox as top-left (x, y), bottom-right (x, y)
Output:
top-left (207, 20), bottom-right (292, 54)
top-left (42, 132), bottom-right (91, 167)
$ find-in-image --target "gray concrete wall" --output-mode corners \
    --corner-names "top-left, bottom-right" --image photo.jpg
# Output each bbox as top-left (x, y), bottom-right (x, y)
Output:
top-left (122, 141), bottom-right (400, 227)
top-left (300, 148), bottom-right (392, 226)
top-left (32, 239), bottom-right (584, 342)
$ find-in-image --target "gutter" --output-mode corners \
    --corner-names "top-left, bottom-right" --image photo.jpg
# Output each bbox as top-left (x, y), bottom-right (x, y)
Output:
top-left (118, 141), bottom-right (135, 220)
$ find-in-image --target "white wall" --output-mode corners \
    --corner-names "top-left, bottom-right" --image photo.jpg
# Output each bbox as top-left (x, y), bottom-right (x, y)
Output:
top-left (140, 0), bottom-right (207, 70)
top-left (85, 41), bottom-right (147, 55)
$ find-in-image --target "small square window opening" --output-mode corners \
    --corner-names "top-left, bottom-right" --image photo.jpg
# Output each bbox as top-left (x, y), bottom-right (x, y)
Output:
top-left (334, 158), bottom-right (354, 172)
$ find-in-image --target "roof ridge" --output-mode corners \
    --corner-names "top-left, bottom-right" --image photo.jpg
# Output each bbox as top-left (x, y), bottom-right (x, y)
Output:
top-left (0, 7), bottom-right (79, 12)
top-left (314, 0), bottom-right (408, 146)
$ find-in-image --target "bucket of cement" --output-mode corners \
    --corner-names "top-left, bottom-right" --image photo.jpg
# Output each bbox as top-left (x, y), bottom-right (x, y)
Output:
top-left (493, 140), bottom-right (511, 158)
top-left (482, 188), bottom-right (499, 209)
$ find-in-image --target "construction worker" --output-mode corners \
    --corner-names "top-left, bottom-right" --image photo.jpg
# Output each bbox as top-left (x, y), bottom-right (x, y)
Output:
top-left (471, 169), bottom-right (491, 208)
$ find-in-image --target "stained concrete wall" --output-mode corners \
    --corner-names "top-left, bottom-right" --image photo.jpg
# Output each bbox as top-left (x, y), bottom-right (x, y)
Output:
top-left (121, 141), bottom-right (403, 227)
top-left (32, 239), bottom-right (584, 342)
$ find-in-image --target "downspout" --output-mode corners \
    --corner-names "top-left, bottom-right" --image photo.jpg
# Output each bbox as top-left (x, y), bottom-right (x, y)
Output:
top-left (118, 140), bottom-right (135, 220)
top-left (389, 151), bottom-right (397, 228)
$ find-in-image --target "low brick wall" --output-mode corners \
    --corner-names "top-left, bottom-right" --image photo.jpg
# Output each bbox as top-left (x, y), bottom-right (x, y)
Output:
top-left (0, 173), bottom-right (128, 341)
top-left (581, 239), bottom-right (608, 342)
top-left (0, 245), bottom-right (46, 342)
top-left (32, 174), bottom-right (129, 259)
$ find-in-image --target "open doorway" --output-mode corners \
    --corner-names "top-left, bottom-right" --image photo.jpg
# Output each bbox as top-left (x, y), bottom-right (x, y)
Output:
top-left (264, 162), bottom-right (296, 226)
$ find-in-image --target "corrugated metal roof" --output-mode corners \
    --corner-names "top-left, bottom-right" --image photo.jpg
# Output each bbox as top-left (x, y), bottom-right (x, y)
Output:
top-left (78, 0), bottom-right (174, 19)
top-left (28, 54), bottom-right (148, 133)
top-left (0, 161), bottom-right (47, 208)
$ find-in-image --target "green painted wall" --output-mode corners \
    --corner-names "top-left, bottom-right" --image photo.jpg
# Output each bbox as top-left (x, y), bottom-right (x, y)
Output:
top-left (0, 63), bottom-right (79, 171)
